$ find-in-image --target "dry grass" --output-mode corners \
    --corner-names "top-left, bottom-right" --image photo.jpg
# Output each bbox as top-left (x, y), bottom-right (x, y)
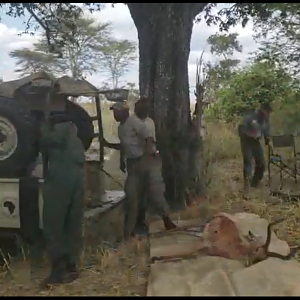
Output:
top-left (2, 113), bottom-right (300, 295)
top-left (0, 205), bottom-right (149, 296)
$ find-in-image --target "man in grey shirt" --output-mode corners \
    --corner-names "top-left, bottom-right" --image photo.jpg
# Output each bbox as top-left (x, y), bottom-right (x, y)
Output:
top-left (104, 101), bottom-right (175, 239)
top-left (238, 102), bottom-right (272, 194)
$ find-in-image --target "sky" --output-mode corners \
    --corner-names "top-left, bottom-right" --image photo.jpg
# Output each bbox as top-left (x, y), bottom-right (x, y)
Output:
top-left (0, 3), bottom-right (259, 96)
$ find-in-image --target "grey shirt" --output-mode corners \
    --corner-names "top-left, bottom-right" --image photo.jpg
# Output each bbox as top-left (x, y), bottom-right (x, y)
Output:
top-left (238, 110), bottom-right (270, 139)
top-left (118, 114), bottom-right (153, 159)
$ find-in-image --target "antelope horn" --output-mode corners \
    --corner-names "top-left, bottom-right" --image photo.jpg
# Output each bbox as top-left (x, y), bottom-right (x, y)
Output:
top-left (267, 246), bottom-right (300, 260)
top-left (264, 218), bottom-right (286, 252)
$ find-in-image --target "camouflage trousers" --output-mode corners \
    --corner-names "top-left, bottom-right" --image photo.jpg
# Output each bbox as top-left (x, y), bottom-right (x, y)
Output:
top-left (123, 155), bottom-right (169, 237)
top-left (240, 136), bottom-right (265, 187)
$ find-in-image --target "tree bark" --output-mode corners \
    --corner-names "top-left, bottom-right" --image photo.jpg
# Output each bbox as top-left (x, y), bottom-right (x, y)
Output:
top-left (127, 3), bottom-right (207, 209)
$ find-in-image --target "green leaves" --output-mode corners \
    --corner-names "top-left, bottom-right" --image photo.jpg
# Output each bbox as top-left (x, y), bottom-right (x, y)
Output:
top-left (211, 60), bottom-right (299, 121)
top-left (9, 13), bottom-right (137, 88)
top-left (9, 16), bottom-right (112, 79)
top-left (207, 33), bottom-right (243, 58)
top-left (97, 39), bottom-right (137, 88)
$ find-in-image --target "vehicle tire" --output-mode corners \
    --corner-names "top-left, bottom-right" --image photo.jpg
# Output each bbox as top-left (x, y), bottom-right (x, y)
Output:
top-left (0, 96), bottom-right (35, 177)
top-left (65, 100), bottom-right (94, 150)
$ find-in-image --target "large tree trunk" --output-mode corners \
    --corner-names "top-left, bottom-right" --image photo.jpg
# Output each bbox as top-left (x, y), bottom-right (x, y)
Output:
top-left (128, 3), bottom-right (207, 209)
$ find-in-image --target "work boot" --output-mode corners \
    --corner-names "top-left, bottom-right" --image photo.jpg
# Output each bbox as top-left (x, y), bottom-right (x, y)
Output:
top-left (250, 178), bottom-right (260, 188)
top-left (66, 263), bottom-right (79, 281)
top-left (64, 254), bottom-right (79, 281)
top-left (162, 215), bottom-right (176, 230)
top-left (40, 257), bottom-right (70, 288)
top-left (251, 166), bottom-right (264, 188)
top-left (134, 219), bottom-right (149, 237)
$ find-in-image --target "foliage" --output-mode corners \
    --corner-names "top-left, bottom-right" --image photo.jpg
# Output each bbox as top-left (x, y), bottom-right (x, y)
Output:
top-left (10, 48), bottom-right (62, 77)
top-left (10, 16), bottom-right (112, 79)
top-left (126, 82), bottom-right (139, 103)
top-left (97, 39), bottom-right (136, 88)
top-left (253, 3), bottom-right (300, 77)
top-left (0, 3), bottom-right (294, 54)
top-left (208, 60), bottom-right (300, 122)
top-left (207, 33), bottom-right (242, 59)
top-left (2, 2), bottom-right (299, 207)
top-left (204, 32), bottom-right (243, 104)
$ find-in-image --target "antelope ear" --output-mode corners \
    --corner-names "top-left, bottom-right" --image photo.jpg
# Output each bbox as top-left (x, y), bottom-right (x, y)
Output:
top-left (248, 231), bottom-right (255, 238)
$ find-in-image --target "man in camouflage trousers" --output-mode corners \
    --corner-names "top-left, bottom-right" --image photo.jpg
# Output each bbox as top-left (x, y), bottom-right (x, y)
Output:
top-left (104, 100), bottom-right (176, 240)
top-left (39, 106), bottom-right (85, 287)
top-left (238, 103), bottom-right (272, 194)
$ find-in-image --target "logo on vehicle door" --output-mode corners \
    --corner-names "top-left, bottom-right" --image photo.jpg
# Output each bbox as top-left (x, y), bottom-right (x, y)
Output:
top-left (1, 197), bottom-right (18, 217)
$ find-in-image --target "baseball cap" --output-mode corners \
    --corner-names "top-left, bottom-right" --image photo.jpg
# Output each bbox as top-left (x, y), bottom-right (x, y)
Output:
top-left (109, 101), bottom-right (129, 111)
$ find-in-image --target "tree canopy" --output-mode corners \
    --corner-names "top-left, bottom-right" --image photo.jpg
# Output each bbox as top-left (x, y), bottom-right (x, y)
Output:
top-left (9, 12), bottom-right (137, 89)
top-left (0, 3), bottom-right (295, 54)
top-left (3, 2), bottom-right (300, 207)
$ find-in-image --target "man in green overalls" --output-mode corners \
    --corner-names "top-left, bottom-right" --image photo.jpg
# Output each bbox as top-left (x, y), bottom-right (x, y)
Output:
top-left (238, 103), bottom-right (272, 195)
top-left (39, 105), bottom-right (85, 286)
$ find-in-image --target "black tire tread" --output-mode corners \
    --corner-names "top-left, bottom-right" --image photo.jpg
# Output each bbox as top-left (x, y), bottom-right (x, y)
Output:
top-left (65, 100), bottom-right (94, 150)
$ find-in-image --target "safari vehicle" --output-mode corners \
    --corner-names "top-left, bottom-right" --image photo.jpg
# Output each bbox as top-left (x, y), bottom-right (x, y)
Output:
top-left (0, 71), bottom-right (129, 244)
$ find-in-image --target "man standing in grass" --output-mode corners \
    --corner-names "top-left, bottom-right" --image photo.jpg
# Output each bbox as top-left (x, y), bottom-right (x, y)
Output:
top-left (238, 102), bottom-right (272, 195)
top-left (104, 100), bottom-right (176, 240)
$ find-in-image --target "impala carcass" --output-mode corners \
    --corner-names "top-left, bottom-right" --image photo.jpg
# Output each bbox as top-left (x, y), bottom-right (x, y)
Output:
top-left (151, 212), bottom-right (300, 266)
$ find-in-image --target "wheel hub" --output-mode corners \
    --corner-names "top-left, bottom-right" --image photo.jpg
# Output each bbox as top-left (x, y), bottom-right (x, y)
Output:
top-left (0, 116), bottom-right (18, 161)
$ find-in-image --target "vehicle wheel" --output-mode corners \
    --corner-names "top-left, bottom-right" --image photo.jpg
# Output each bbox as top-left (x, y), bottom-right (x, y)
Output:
top-left (0, 96), bottom-right (35, 177)
top-left (65, 100), bottom-right (94, 150)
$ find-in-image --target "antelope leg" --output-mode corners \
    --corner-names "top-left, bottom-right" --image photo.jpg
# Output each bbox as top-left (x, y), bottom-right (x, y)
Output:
top-left (151, 224), bottom-right (205, 237)
top-left (152, 253), bottom-right (199, 263)
top-left (151, 241), bottom-right (208, 263)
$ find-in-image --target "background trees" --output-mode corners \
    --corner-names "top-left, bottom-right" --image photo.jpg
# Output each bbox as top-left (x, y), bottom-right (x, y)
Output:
top-left (2, 2), bottom-right (300, 208)
top-left (9, 13), bottom-right (137, 90)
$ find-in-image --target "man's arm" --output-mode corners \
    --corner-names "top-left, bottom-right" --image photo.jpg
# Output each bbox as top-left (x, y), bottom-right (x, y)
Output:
top-left (135, 120), bottom-right (156, 155)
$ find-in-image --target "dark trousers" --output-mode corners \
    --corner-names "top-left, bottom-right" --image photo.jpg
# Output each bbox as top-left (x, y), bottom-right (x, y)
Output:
top-left (123, 156), bottom-right (168, 237)
top-left (240, 136), bottom-right (265, 186)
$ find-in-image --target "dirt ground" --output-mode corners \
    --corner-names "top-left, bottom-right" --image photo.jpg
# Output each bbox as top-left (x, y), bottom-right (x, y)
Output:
top-left (1, 157), bottom-right (300, 296)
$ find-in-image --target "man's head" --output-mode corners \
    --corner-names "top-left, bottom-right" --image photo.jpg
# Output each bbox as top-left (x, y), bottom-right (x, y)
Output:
top-left (110, 101), bottom-right (130, 122)
top-left (134, 96), bottom-right (152, 119)
top-left (259, 102), bottom-right (272, 117)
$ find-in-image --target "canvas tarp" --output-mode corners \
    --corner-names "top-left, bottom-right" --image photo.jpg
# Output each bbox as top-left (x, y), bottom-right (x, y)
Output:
top-left (0, 71), bottom-right (99, 98)
top-left (147, 213), bottom-right (300, 296)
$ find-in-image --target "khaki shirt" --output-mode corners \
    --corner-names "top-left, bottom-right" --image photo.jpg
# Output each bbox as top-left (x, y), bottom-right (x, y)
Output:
top-left (118, 114), bottom-right (152, 159)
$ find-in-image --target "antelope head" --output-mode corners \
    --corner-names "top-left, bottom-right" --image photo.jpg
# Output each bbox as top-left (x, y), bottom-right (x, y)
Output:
top-left (244, 219), bottom-right (300, 266)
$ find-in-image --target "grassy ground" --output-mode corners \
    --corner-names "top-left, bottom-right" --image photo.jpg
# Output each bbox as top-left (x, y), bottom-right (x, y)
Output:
top-left (1, 108), bottom-right (300, 295)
